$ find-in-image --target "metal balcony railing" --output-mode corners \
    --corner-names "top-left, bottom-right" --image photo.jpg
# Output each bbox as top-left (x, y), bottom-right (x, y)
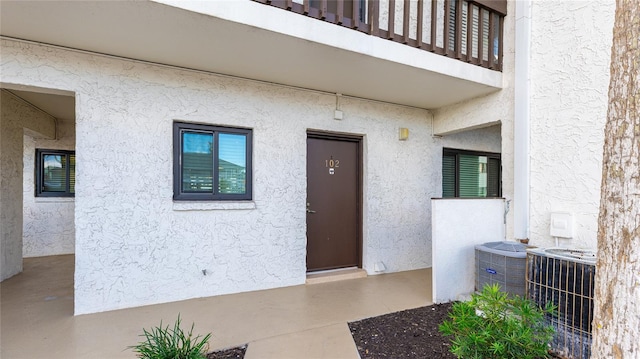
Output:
top-left (253, 0), bottom-right (506, 71)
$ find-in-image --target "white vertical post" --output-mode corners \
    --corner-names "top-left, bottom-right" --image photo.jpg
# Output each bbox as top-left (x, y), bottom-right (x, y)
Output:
top-left (514, 0), bottom-right (532, 240)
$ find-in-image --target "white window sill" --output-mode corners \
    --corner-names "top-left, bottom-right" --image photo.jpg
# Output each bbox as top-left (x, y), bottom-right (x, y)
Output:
top-left (34, 197), bottom-right (75, 203)
top-left (173, 201), bottom-right (256, 211)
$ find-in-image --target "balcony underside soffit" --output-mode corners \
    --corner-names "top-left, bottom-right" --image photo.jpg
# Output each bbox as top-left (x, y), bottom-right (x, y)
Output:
top-left (0, 0), bottom-right (502, 109)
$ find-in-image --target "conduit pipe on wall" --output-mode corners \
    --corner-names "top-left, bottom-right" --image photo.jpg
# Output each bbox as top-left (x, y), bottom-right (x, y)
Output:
top-left (514, 0), bottom-right (532, 240)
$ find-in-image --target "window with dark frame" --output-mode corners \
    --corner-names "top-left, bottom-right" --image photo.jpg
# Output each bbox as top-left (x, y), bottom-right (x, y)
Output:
top-left (35, 149), bottom-right (75, 197)
top-left (442, 148), bottom-right (501, 198)
top-left (173, 122), bottom-right (252, 201)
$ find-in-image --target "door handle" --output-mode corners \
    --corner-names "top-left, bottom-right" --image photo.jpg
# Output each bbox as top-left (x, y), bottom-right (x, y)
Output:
top-left (306, 203), bottom-right (316, 214)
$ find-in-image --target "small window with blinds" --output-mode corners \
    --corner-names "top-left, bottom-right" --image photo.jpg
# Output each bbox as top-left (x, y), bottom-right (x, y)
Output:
top-left (35, 149), bottom-right (75, 197)
top-left (442, 148), bottom-right (501, 198)
top-left (173, 122), bottom-right (252, 201)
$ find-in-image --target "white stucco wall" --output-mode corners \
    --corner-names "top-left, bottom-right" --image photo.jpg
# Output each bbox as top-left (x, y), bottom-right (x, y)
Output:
top-left (434, 1), bottom-right (614, 250)
top-left (431, 0), bottom-right (515, 239)
top-left (1, 90), bottom-right (56, 281)
top-left (441, 124), bottom-right (502, 154)
top-left (1, 38), bottom-right (502, 313)
top-left (22, 119), bottom-right (76, 257)
top-left (528, 1), bottom-right (614, 250)
top-left (432, 198), bottom-right (505, 303)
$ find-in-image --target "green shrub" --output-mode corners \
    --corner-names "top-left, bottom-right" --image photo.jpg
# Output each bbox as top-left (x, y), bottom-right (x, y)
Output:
top-left (439, 284), bottom-right (555, 359)
top-left (130, 314), bottom-right (212, 359)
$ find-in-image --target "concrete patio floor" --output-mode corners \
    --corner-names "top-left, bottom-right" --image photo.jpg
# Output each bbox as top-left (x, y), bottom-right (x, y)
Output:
top-left (1, 255), bottom-right (433, 359)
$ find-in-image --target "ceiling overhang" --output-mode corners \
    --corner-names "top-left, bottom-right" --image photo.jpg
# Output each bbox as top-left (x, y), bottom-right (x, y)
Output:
top-left (0, 0), bottom-right (503, 110)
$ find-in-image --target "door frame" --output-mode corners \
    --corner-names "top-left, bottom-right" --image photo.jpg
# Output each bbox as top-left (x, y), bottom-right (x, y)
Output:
top-left (306, 129), bottom-right (364, 269)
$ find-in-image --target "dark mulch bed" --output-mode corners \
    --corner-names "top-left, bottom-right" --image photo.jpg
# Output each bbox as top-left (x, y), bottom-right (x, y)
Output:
top-left (206, 303), bottom-right (456, 359)
top-left (206, 345), bottom-right (247, 359)
top-left (349, 302), bottom-right (456, 359)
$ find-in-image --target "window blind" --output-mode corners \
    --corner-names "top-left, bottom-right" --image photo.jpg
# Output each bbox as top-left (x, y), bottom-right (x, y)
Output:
top-left (442, 155), bottom-right (456, 197)
top-left (487, 157), bottom-right (500, 197)
top-left (69, 155), bottom-right (76, 193)
top-left (459, 154), bottom-right (481, 197)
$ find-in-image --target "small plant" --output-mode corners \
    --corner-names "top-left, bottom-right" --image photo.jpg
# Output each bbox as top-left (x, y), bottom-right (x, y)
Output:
top-left (439, 284), bottom-right (555, 359)
top-left (129, 314), bottom-right (212, 359)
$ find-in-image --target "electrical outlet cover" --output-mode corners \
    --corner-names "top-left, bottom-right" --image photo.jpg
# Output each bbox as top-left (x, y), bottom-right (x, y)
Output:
top-left (550, 212), bottom-right (574, 238)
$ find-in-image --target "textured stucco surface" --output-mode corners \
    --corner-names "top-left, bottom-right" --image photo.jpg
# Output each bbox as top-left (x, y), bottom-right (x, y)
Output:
top-left (432, 198), bottom-right (505, 303)
top-left (528, 1), bottom-right (614, 249)
top-left (1, 38), bottom-right (502, 313)
top-left (441, 124), bottom-right (502, 154)
top-left (433, 0), bottom-right (615, 250)
top-left (431, 0), bottom-right (516, 240)
top-left (1, 91), bottom-right (25, 281)
top-left (1, 90), bottom-right (56, 280)
top-left (22, 119), bottom-right (76, 257)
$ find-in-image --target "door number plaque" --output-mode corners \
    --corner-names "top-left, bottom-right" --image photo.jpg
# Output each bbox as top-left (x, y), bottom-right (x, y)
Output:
top-left (325, 156), bottom-right (340, 175)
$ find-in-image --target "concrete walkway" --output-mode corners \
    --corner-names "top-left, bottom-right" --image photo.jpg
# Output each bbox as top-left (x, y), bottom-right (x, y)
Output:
top-left (1, 255), bottom-right (432, 359)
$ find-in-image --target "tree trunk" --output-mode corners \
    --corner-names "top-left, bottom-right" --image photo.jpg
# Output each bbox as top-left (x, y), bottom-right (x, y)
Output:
top-left (591, 0), bottom-right (640, 357)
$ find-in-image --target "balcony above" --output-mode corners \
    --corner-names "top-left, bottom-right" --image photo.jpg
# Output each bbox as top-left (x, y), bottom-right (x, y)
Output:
top-left (257, 0), bottom-right (506, 71)
top-left (0, 0), bottom-right (505, 109)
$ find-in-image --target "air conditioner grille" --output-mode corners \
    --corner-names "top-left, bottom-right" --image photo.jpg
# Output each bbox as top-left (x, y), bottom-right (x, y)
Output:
top-left (526, 252), bottom-right (595, 359)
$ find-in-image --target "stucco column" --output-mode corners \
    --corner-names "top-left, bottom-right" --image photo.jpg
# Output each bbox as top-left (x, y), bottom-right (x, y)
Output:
top-left (1, 91), bottom-right (26, 280)
top-left (513, 0), bottom-right (532, 240)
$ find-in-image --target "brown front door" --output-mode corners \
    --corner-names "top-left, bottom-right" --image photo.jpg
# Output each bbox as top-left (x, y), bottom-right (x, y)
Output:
top-left (306, 133), bottom-right (361, 272)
